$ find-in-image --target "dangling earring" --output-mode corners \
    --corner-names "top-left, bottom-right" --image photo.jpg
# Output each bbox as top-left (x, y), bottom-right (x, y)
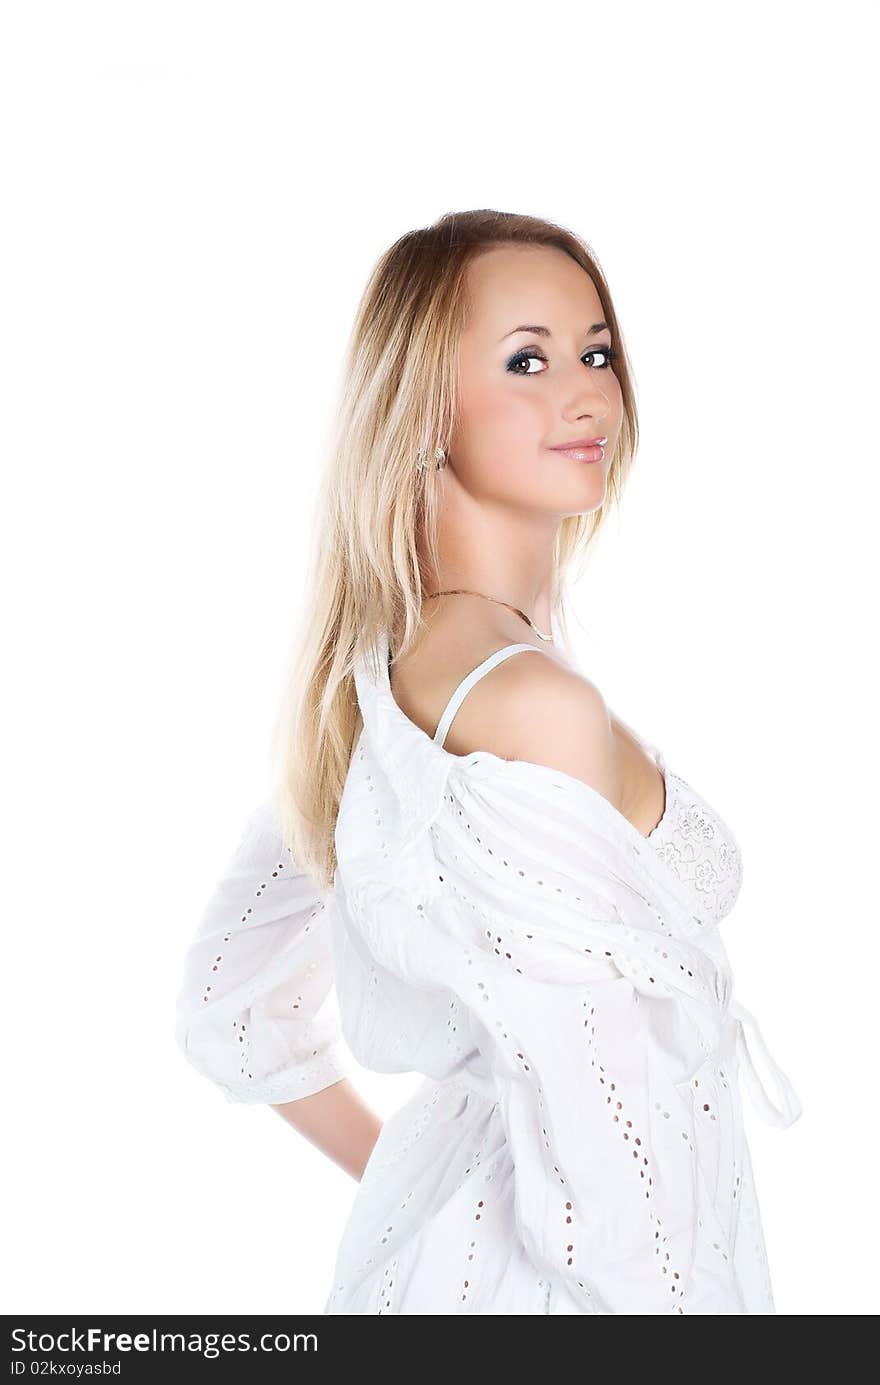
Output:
top-left (417, 446), bottom-right (447, 470)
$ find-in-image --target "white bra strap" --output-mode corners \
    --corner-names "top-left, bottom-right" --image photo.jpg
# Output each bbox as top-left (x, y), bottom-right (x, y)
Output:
top-left (433, 644), bottom-right (543, 748)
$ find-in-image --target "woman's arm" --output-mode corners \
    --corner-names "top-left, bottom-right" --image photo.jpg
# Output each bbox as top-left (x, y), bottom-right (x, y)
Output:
top-left (271, 1078), bottom-right (384, 1182)
top-left (174, 799), bottom-right (352, 1104)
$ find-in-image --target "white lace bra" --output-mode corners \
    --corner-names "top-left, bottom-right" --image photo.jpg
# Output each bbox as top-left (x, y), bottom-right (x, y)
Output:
top-left (645, 752), bottom-right (743, 926)
top-left (430, 641), bottom-right (744, 929)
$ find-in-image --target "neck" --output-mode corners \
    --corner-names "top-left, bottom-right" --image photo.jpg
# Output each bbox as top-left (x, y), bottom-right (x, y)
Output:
top-left (423, 482), bottom-right (559, 637)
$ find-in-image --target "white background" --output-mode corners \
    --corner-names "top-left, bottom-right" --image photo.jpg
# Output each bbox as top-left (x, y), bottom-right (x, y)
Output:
top-left (3, 0), bottom-right (877, 1317)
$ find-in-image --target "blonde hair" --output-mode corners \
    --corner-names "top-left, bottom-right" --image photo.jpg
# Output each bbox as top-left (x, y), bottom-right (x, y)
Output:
top-left (269, 208), bottom-right (640, 891)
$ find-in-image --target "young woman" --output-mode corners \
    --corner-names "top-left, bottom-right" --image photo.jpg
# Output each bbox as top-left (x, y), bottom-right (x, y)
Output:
top-left (175, 208), bottom-right (802, 1315)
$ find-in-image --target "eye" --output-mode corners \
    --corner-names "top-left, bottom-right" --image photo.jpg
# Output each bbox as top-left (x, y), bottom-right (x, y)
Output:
top-left (506, 345), bottom-right (617, 376)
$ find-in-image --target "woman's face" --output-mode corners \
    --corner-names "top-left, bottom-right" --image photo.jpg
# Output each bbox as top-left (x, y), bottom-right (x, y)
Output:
top-left (448, 243), bottom-right (623, 517)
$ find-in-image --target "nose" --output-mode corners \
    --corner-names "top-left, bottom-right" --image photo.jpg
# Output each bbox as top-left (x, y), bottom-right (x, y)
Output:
top-left (563, 362), bottom-right (611, 425)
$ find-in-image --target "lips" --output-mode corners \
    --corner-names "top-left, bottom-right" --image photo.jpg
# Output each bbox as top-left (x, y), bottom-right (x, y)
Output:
top-left (548, 435), bottom-right (607, 464)
top-left (549, 435), bottom-right (608, 449)
top-left (551, 443), bottom-right (605, 463)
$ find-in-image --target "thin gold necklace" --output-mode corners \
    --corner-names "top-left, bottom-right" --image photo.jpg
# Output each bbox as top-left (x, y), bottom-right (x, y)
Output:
top-left (424, 588), bottom-right (554, 642)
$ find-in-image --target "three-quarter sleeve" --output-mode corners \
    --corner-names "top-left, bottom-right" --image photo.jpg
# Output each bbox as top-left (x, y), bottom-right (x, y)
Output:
top-left (174, 798), bottom-right (352, 1104)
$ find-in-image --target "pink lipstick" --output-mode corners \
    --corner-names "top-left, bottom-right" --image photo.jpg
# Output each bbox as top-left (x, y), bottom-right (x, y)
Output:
top-left (548, 434), bottom-right (607, 463)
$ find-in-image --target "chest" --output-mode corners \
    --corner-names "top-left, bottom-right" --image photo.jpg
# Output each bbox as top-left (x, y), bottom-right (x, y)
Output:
top-left (644, 768), bottom-right (744, 925)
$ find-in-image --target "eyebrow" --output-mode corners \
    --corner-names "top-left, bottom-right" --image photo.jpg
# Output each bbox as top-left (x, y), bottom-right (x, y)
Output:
top-left (499, 320), bottom-right (610, 342)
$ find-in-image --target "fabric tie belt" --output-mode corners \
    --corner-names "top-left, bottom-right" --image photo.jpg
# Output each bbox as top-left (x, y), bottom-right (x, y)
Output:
top-left (447, 996), bottom-right (803, 1130)
top-left (727, 996), bottom-right (803, 1127)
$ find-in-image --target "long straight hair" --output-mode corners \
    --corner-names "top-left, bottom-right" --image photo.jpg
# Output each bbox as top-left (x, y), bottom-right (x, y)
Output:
top-left (268, 209), bottom-right (640, 891)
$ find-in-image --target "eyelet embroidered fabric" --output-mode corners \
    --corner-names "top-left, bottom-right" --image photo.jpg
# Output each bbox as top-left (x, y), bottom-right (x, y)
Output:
top-left (174, 628), bottom-right (802, 1316)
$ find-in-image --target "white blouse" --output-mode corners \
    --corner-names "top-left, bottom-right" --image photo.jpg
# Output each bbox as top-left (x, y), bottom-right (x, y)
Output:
top-left (175, 628), bottom-right (802, 1315)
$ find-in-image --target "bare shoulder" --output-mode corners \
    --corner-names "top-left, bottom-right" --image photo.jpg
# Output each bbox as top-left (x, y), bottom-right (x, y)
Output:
top-left (442, 647), bottom-right (618, 801)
